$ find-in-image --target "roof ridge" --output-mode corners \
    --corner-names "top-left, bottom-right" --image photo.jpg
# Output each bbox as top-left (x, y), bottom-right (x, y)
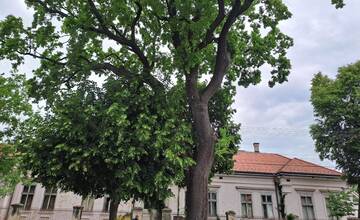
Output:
top-left (239, 150), bottom-right (291, 158)
top-left (291, 157), bottom-right (341, 174)
top-left (274, 153), bottom-right (292, 160)
top-left (277, 157), bottom-right (293, 173)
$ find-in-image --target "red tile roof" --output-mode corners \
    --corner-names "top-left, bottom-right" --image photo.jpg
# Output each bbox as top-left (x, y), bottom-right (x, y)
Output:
top-left (233, 150), bottom-right (341, 176)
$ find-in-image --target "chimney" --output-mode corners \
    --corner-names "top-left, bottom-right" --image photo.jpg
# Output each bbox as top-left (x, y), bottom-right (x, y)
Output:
top-left (253, 142), bottom-right (260, 153)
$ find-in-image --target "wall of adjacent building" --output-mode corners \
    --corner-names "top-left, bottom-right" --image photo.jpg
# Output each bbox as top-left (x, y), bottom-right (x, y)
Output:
top-left (280, 175), bottom-right (349, 220)
top-left (0, 174), bottom-right (357, 220)
top-left (0, 194), bottom-right (11, 220)
top-left (167, 174), bottom-right (354, 220)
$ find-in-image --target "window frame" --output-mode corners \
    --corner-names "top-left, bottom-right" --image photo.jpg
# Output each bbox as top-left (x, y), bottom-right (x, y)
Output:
top-left (261, 194), bottom-right (274, 219)
top-left (300, 195), bottom-right (316, 220)
top-left (208, 190), bottom-right (218, 217)
top-left (41, 187), bottom-right (57, 211)
top-left (20, 185), bottom-right (36, 210)
top-left (102, 195), bottom-right (111, 212)
top-left (240, 193), bottom-right (253, 218)
top-left (81, 196), bottom-right (95, 212)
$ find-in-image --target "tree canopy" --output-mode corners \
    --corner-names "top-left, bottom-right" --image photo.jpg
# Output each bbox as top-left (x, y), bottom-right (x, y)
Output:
top-left (0, 0), bottom-right (344, 219)
top-left (18, 76), bottom-right (194, 219)
top-left (18, 75), bottom-right (239, 219)
top-left (0, 74), bottom-right (31, 197)
top-left (326, 190), bottom-right (356, 220)
top-left (0, 74), bottom-right (31, 140)
top-left (310, 60), bottom-right (360, 218)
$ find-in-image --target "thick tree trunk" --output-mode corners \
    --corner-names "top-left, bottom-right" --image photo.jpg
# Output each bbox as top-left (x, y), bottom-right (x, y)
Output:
top-left (185, 101), bottom-right (216, 220)
top-left (109, 199), bottom-right (120, 220)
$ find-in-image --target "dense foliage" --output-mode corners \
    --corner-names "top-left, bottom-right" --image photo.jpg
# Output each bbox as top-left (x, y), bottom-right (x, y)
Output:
top-left (18, 76), bottom-right (239, 217)
top-left (311, 61), bottom-right (360, 183)
top-left (0, 75), bottom-right (31, 139)
top-left (326, 190), bottom-right (355, 219)
top-left (19, 77), bottom-right (193, 203)
top-left (311, 61), bottom-right (360, 218)
top-left (0, 75), bottom-right (31, 197)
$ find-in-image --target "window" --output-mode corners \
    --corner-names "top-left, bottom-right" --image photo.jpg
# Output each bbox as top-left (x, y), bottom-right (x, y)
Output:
top-left (208, 191), bottom-right (217, 216)
top-left (262, 195), bottom-right (274, 219)
top-left (20, 185), bottom-right (36, 210)
top-left (301, 196), bottom-right (315, 220)
top-left (41, 187), bottom-right (57, 210)
top-left (241, 194), bottom-right (253, 218)
top-left (103, 195), bottom-right (111, 212)
top-left (81, 196), bottom-right (95, 212)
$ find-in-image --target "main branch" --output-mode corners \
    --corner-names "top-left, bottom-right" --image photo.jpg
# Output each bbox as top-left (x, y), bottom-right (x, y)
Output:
top-left (198, 0), bottom-right (225, 49)
top-left (201, 0), bottom-right (254, 102)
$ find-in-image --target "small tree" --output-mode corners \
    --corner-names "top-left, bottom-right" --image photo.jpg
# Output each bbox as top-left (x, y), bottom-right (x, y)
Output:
top-left (326, 190), bottom-right (355, 220)
top-left (0, 74), bottom-right (31, 197)
top-left (310, 61), bottom-right (360, 218)
top-left (18, 77), bottom-right (194, 220)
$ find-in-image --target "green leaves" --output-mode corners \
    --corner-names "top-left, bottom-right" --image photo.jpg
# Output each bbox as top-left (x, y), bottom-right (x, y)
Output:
top-left (332, 0), bottom-right (346, 9)
top-left (18, 76), bottom-right (194, 202)
top-left (0, 74), bottom-right (31, 197)
top-left (310, 61), bottom-right (360, 184)
top-left (0, 16), bottom-right (27, 70)
top-left (326, 190), bottom-right (355, 218)
top-left (0, 74), bottom-right (31, 140)
top-left (0, 144), bottom-right (25, 197)
top-left (0, 0), bottom-right (346, 213)
top-left (0, 0), bottom-right (295, 97)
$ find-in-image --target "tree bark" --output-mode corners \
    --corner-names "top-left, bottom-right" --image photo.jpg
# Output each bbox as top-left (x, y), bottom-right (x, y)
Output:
top-left (109, 199), bottom-right (120, 220)
top-left (181, 3), bottom-right (255, 219)
top-left (185, 100), bottom-right (216, 220)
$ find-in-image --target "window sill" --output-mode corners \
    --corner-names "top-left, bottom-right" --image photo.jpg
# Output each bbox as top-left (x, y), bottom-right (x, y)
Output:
top-left (39, 210), bottom-right (55, 213)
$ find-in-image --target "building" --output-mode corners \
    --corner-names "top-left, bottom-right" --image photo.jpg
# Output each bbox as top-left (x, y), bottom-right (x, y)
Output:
top-left (0, 144), bottom-right (358, 220)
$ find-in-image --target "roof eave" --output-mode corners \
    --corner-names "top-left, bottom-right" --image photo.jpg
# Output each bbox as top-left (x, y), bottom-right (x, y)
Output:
top-left (277, 172), bottom-right (342, 179)
top-left (229, 171), bottom-right (342, 179)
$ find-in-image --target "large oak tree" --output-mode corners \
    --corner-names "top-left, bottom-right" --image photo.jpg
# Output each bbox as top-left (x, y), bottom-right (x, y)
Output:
top-left (0, 0), bottom-right (344, 219)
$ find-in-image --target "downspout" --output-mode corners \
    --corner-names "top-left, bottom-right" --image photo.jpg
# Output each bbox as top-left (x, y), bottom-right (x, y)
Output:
top-left (279, 185), bottom-right (286, 219)
top-left (5, 191), bottom-right (14, 220)
top-left (177, 186), bottom-right (180, 216)
top-left (274, 176), bottom-right (282, 220)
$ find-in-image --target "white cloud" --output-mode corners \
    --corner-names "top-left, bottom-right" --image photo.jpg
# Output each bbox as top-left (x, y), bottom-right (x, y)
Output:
top-left (234, 0), bottom-right (360, 168)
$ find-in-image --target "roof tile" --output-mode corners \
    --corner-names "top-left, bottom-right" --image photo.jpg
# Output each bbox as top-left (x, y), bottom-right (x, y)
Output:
top-left (233, 150), bottom-right (341, 176)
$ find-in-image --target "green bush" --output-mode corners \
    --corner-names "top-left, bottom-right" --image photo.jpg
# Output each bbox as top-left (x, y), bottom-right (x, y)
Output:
top-left (286, 213), bottom-right (296, 220)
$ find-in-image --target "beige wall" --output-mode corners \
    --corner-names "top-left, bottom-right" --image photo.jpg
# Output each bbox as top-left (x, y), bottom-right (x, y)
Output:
top-left (167, 174), bottom-right (354, 220)
top-left (0, 194), bottom-right (11, 220)
top-left (281, 176), bottom-right (345, 220)
top-left (0, 174), bottom-right (357, 220)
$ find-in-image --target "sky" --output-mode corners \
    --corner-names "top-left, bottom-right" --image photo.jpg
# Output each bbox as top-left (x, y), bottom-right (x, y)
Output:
top-left (1, 1), bottom-right (360, 169)
top-left (235, 0), bottom-right (360, 168)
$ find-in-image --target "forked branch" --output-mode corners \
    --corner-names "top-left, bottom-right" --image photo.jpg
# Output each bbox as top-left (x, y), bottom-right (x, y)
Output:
top-left (201, 0), bottom-right (254, 102)
top-left (198, 0), bottom-right (225, 49)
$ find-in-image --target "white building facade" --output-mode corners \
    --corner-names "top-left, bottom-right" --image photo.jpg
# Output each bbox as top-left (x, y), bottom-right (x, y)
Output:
top-left (0, 148), bottom-right (358, 220)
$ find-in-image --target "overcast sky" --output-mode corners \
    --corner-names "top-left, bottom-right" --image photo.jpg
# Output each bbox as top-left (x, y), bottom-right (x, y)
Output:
top-left (1, 1), bottom-right (360, 169)
top-left (235, 0), bottom-right (360, 168)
